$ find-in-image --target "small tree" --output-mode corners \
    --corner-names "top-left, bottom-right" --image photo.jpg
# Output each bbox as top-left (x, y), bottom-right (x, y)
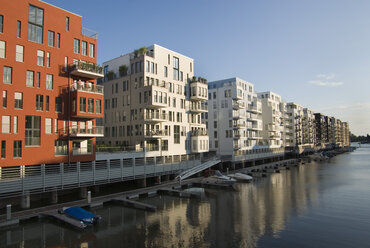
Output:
top-left (138, 46), bottom-right (148, 56)
top-left (119, 65), bottom-right (128, 77)
top-left (106, 70), bottom-right (115, 80)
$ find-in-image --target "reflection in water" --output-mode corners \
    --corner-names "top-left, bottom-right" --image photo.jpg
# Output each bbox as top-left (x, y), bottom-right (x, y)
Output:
top-left (2, 147), bottom-right (370, 248)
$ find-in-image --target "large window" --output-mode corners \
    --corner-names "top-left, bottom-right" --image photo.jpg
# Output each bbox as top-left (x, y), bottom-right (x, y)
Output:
top-left (89, 43), bottom-right (95, 57)
top-left (2, 90), bottom-right (6, 108)
top-left (55, 140), bottom-right (68, 155)
top-left (66, 17), bottom-right (69, 31)
top-left (80, 97), bottom-right (86, 112)
top-left (1, 140), bottom-right (5, 158)
top-left (46, 74), bottom-right (53, 89)
top-left (74, 39), bottom-right (80, 53)
top-left (3, 66), bottom-right (12, 84)
top-left (13, 141), bottom-right (22, 158)
top-left (81, 41), bottom-right (87, 56)
top-left (56, 33), bottom-right (60, 48)
top-left (96, 99), bottom-right (101, 114)
top-left (14, 92), bottom-right (23, 109)
top-left (0, 41), bottom-right (5, 58)
top-left (2, 116), bottom-right (10, 133)
top-left (174, 125), bottom-right (180, 144)
top-left (55, 97), bottom-right (62, 112)
top-left (45, 118), bottom-right (52, 134)
top-left (26, 70), bottom-right (34, 87)
top-left (47, 30), bottom-right (54, 47)
top-left (37, 50), bottom-right (44, 66)
top-left (36, 72), bottom-right (40, 88)
top-left (46, 52), bottom-right (50, 67)
top-left (13, 116), bottom-right (18, 134)
top-left (25, 115), bottom-right (41, 146)
top-left (16, 45), bottom-right (24, 62)
top-left (28, 5), bottom-right (44, 44)
top-left (36, 94), bottom-right (43, 110)
top-left (173, 57), bottom-right (179, 80)
top-left (88, 98), bottom-right (94, 113)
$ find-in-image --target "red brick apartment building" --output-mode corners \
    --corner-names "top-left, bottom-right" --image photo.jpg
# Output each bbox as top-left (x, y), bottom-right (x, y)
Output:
top-left (0, 0), bottom-right (104, 168)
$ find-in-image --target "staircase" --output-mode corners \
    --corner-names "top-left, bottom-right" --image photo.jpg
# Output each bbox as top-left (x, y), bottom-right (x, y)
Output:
top-left (175, 157), bottom-right (221, 181)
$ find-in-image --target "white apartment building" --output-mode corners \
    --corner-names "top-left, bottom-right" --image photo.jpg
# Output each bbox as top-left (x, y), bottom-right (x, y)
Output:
top-left (285, 102), bottom-right (304, 148)
top-left (302, 108), bottom-right (316, 148)
top-left (98, 44), bottom-right (209, 157)
top-left (257, 92), bottom-right (285, 149)
top-left (207, 77), bottom-right (264, 158)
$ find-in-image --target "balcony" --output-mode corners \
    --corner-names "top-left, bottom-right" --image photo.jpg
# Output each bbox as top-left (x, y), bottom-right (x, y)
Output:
top-left (190, 80), bottom-right (208, 101)
top-left (190, 130), bottom-right (208, 136)
top-left (233, 143), bottom-right (242, 150)
top-left (248, 105), bottom-right (262, 113)
top-left (144, 112), bottom-right (167, 122)
top-left (70, 126), bottom-right (104, 138)
top-left (232, 101), bottom-right (246, 109)
top-left (70, 61), bottom-right (104, 79)
top-left (147, 97), bottom-right (168, 108)
top-left (189, 103), bottom-right (208, 113)
top-left (233, 134), bottom-right (241, 139)
top-left (191, 134), bottom-right (209, 153)
top-left (71, 81), bottom-right (104, 94)
top-left (233, 122), bottom-right (246, 129)
top-left (145, 129), bottom-right (169, 138)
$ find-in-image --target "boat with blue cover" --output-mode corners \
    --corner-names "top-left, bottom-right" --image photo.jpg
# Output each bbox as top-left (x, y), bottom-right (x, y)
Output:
top-left (61, 206), bottom-right (101, 225)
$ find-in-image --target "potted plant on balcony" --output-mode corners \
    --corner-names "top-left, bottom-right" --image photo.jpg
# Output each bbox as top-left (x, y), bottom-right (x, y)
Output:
top-left (106, 71), bottom-right (115, 80)
top-left (119, 65), bottom-right (128, 77)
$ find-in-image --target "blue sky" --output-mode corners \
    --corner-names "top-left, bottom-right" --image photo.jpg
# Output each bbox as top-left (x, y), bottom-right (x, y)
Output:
top-left (47, 0), bottom-right (370, 135)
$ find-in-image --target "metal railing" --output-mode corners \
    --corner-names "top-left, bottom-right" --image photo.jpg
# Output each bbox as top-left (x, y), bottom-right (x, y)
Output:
top-left (0, 155), bottom-right (203, 199)
top-left (72, 61), bottom-right (104, 75)
top-left (190, 130), bottom-right (208, 136)
top-left (70, 126), bottom-right (104, 136)
top-left (71, 81), bottom-right (104, 94)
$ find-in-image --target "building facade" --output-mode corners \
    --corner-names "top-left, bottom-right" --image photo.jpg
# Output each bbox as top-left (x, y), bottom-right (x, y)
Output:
top-left (0, 0), bottom-right (104, 168)
top-left (207, 77), bottom-right (264, 158)
top-left (98, 44), bottom-right (208, 157)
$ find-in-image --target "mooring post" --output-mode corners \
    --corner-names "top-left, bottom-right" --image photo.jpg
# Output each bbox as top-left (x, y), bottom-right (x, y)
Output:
top-left (87, 191), bottom-right (91, 204)
top-left (6, 204), bottom-right (11, 220)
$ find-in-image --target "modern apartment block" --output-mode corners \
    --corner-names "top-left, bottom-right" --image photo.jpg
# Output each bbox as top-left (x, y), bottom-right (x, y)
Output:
top-left (207, 77), bottom-right (264, 159)
top-left (0, 0), bottom-right (104, 168)
top-left (314, 113), bottom-right (329, 148)
top-left (98, 44), bottom-right (208, 157)
top-left (257, 92), bottom-right (284, 149)
top-left (342, 122), bottom-right (350, 146)
top-left (302, 108), bottom-right (316, 148)
top-left (284, 102), bottom-right (304, 148)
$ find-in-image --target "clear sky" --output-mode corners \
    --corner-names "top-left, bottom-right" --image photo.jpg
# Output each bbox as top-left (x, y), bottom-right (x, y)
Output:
top-left (46, 0), bottom-right (370, 135)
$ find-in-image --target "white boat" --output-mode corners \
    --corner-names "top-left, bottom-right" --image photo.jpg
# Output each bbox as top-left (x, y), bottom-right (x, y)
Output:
top-left (211, 170), bottom-right (236, 184)
top-left (228, 173), bottom-right (253, 182)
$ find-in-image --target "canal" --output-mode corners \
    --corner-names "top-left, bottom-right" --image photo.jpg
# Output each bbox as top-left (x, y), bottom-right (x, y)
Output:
top-left (1, 145), bottom-right (369, 248)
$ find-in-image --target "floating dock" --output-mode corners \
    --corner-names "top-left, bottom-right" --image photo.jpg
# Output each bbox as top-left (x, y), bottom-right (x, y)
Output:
top-left (192, 181), bottom-right (235, 190)
top-left (39, 210), bottom-right (87, 230)
top-left (111, 197), bottom-right (157, 212)
top-left (157, 189), bottom-right (201, 199)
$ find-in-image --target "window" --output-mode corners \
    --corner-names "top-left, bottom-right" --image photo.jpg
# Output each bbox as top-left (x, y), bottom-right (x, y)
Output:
top-left (45, 118), bottom-right (52, 134)
top-left (37, 50), bottom-right (44, 66)
top-left (2, 90), bottom-right (6, 108)
top-left (47, 30), bottom-right (54, 46)
top-left (28, 5), bottom-right (44, 44)
top-left (164, 66), bottom-right (168, 77)
top-left (214, 121), bottom-right (217, 128)
top-left (13, 116), bottom-right (18, 134)
top-left (55, 140), bottom-right (68, 155)
top-left (17, 21), bottom-right (21, 38)
top-left (25, 115), bottom-right (41, 146)
top-left (174, 125), bottom-right (180, 144)
top-left (161, 140), bottom-right (168, 151)
top-left (46, 52), bottom-right (50, 67)
top-left (26, 70), bottom-right (34, 87)
top-left (3, 66), bottom-right (12, 84)
top-left (66, 17), bottom-right (69, 31)
top-left (89, 43), bottom-right (95, 57)
top-left (13, 141), bottom-right (22, 158)
top-left (36, 72), bottom-right (40, 88)
top-left (56, 33), bottom-right (60, 48)
top-left (2, 116), bottom-right (10, 133)
top-left (0, 41), bottom-right (5, 58)
top-left (46, 74), bottom-right (53, 89)
top-left (88, 98), bottom-right (94, 113)
top-left (81, 41), bottom-right (87, 56)
top-left (15, 45), bottom-right (24, 62)
top-left (1, 141), bottom-right (5, 158)
top-left (96, 99), bottom-right (101, 114)
top-left (45, 95), bottom-right (49, 111)
top-left (36, 94), bottom-right (43, 110)
top-left (80, 97), bottom-right (86, 112)
top-left (14, 92), bottom-right (23, 109)
top-left (0, 15), bottom-right (3, 33)
top-left (74, 39), bottom-right (79, 53)
top-left (55, 97), bottom-right (62, 113)
top-left (173, 57), bottom-right (179, 80)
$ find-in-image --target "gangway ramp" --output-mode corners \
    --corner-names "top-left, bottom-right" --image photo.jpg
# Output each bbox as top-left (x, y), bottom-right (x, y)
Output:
top-left (175, 157), bottom-right (220, 181)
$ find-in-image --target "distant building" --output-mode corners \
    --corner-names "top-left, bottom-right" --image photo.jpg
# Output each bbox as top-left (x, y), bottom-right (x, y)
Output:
top-left (302, 108), bottom-right (316, 149)
top-left (98, 44), bottom-right (209, 157)
top-left (0, 0), bottom-right (104, 168)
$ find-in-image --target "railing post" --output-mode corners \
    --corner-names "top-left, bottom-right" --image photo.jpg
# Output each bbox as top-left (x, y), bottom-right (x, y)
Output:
top-left (60, 163), bottom-right (64, 190)
top-left (77, 162), bottom-right (81, 187)
top-left (132, 158), bottom-right (135, 179)
top-left (92, 161), bottom-right (96, 185)
top-left (120, 158), bottom-right (123, 180)
top-left (41, 164), bottom-right (45, 192)
top-left (6, 204), bottom-right (11, 220)
top-left (107, 159), bottom-right (110, 183)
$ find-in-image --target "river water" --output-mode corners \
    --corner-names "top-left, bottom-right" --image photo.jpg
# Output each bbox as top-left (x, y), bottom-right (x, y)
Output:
top-left (1, 145), bottom-right (370, 248)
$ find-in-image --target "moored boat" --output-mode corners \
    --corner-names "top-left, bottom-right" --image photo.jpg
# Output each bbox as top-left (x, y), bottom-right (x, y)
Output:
top-left (61, 206), bottom-right (101, 225)
top-left (228, 172), bottom-right (253, 182)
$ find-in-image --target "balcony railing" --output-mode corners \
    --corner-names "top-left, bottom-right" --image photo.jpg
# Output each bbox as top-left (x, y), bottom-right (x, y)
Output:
top-left (70, 61), bottom-right (104, 79)
top-left (71, 82), bottom-right (104, 94)
top-left (145, 129), bottom-right (169, 137)
top-left (191, 130), bottom-right (208, 136)
top-left (144, 112), bottom-right (167, 122)
top-left (70, 126), bottom-right (104, 137)
top-left (189, 104), bottom-right (208, 112)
